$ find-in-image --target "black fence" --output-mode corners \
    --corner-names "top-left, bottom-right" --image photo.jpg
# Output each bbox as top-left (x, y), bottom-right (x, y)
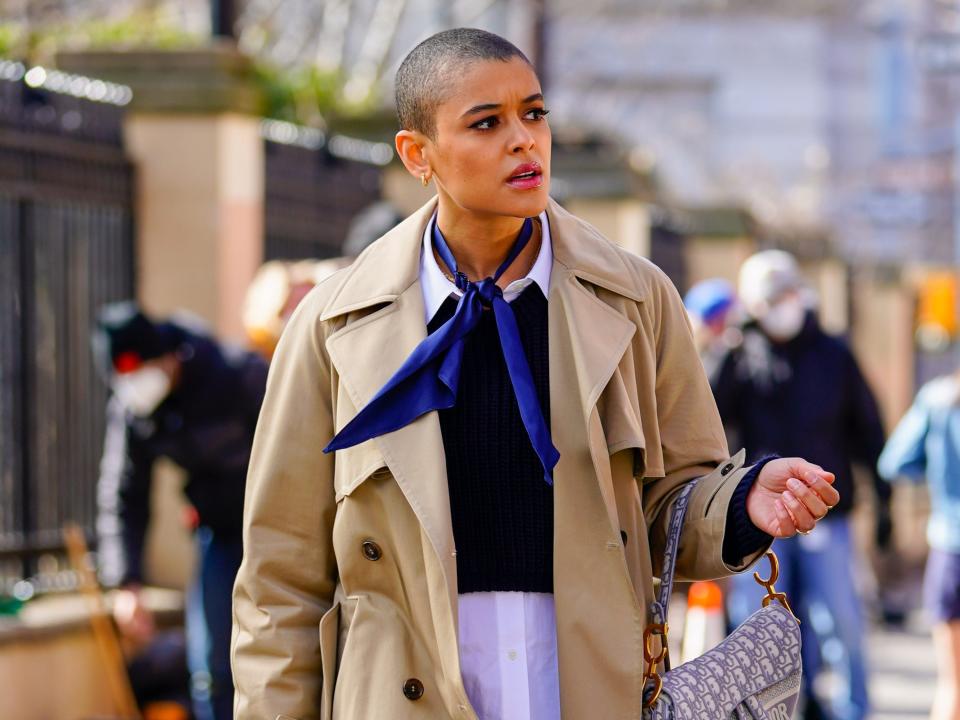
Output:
top-left (263, 122), bottom-right (387, 261)
top-left (0, 63), bottom-right (134, 594)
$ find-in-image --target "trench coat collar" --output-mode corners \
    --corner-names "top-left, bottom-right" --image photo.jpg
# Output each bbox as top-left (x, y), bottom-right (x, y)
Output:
top-left (320, 194), bottom-right (640, 624)
top-left (319, 197), bottom-right (645, 323)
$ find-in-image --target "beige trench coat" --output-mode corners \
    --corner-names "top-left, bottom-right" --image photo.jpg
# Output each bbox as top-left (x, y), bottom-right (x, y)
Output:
top-left (232, 198), bottom-right (769, 720)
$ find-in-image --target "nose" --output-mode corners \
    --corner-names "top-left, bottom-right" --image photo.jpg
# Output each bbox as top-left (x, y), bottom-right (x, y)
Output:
top-left (508, 119), bottom-right (535, 154)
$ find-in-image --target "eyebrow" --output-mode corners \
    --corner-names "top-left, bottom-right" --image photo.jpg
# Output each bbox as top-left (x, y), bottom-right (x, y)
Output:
top-left (461, 93), bottom-right (544, 118)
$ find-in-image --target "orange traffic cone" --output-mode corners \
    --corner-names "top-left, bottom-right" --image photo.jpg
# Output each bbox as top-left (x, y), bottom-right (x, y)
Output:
top-left (680, 580), bottom-right (726, 662)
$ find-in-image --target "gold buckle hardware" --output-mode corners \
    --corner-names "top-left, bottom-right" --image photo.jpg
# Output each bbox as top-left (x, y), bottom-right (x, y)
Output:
top-left (753, 550), bottom-right (800, 623)
top-left (641, 622), bottom-right (669, 708)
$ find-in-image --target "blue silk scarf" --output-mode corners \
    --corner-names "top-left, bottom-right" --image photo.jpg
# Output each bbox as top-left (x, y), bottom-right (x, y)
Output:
top-left (324, 216), bottom-right (559, 484)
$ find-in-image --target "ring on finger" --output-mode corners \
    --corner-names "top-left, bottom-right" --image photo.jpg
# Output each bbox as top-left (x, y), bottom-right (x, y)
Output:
top-left (797, 529), bottom-right (812, 536)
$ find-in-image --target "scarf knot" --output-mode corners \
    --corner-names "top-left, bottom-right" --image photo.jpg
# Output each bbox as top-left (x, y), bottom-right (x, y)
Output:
top-left (324, 215), bottom-right (559, 484)
top-left (475, 278), bottom-right (503, 307)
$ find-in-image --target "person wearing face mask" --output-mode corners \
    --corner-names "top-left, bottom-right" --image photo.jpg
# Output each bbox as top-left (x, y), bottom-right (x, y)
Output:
top-left (684, 278), bottom-right (742, 379)
top-left (92, 302), bottom-right (268, 720)
top-left (711, 250), bottom-right (891, 720)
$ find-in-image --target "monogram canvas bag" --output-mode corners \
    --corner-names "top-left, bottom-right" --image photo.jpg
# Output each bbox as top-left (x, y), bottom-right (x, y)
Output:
top-left (641, 484), bottom-right (803, 720)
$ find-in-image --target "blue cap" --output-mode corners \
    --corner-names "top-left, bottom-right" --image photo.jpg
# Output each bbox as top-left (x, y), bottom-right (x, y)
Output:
top-left (684, 279), bottom-right (735, 323)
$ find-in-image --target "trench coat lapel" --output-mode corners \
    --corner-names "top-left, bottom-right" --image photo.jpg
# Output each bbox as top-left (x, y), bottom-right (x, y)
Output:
top-left (548, 267), bottom-right (637, 534)
top-left (324, 269), bottom-right (468, 694)
top-left (546, 201), bottom-right (651, 718)
top-left (322, 201), bottom-right (457, 597)
top-left (546, 200), bottom-right (642, 535)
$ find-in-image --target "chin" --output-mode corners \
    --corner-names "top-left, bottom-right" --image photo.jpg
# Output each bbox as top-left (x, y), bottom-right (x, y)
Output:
top-left (497, 186), bottom-right (550, 218)
top-left (450, 183), bottom-right (550, 220)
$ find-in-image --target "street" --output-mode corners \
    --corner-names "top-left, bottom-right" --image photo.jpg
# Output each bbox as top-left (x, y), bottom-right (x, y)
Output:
top-left (868, 614), bottom-right (936, 719)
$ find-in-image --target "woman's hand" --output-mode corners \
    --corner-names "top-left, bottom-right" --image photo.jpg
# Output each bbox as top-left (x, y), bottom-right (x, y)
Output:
top-left (747, 458), bottom-right (839, 537)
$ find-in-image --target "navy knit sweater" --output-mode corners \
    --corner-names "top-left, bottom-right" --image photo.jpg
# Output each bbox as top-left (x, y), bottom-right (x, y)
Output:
top-left (427, 284), bottom-right (770, 594)
top-left (429, 284), bottom-right (553, 593)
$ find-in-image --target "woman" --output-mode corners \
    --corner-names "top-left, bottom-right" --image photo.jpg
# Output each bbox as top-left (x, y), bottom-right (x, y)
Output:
top-left (879, 372), bottom-right (960, 720)
top-left (232, 28), bottom-right (838, 720)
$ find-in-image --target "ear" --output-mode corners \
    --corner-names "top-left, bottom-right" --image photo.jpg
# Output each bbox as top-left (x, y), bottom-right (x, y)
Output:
top-left (395, 129), bottom-right (432, 181)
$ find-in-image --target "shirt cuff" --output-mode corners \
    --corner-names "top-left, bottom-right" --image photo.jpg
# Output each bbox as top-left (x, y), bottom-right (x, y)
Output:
top-left (722, 455), bottom-right (779, 567)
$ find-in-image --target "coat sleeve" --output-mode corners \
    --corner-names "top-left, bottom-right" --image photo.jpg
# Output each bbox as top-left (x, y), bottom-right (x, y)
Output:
top-left (238, 351), bottom-right (270, 434)
top-left (878, 396), bottom-right (930, 482)
top-left (96, 397), bottom-right (153, 588)
top-left (641, 269), bottom-right (771, 580)
top-left (709, 344), bottom-right (744, 430)
top-left (232, 290), bottom-right (338, 720)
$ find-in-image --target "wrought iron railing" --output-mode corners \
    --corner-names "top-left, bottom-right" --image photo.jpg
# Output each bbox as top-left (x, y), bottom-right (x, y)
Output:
top-left (263, 119), bottom-right (390, 261)
top-left (0, 63), bottom-right (134, 596)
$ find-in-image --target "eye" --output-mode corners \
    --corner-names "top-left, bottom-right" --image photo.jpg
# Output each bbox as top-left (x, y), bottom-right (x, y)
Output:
top-left (525, 107), bottom-right (550, 121)
top-left (470, 115), bottom-right (499, 131)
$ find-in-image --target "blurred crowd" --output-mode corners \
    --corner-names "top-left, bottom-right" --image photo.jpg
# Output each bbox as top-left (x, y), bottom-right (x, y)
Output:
top-left (685, 252), bottom-right (960, 720)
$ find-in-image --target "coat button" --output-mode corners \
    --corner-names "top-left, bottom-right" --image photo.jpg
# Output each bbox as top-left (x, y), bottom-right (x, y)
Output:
top-left (361, 540), bottom-right (382, 561)
top-left (721, 463), bottom-right (735, 476)
top-left (402, 678), bottom-right (424, 701)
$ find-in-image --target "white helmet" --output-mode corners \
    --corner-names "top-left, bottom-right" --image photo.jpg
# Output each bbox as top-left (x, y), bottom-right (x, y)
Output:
top-left (738, 250), bottom-right (803, 316)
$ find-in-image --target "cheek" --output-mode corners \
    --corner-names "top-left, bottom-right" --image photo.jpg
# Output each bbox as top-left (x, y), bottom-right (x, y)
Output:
top-left (440, 142), bottom-right (503, 187)
top-left (535, 126), bottom-right (552, 169)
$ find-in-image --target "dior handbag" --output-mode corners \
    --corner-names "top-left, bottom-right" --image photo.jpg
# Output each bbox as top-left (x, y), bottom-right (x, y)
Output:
top-left (641, 484), bottom-right (803, 720)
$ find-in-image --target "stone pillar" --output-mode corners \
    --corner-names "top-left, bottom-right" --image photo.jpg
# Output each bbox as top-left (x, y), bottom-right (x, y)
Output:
top-left (565, 198), bottom-right (651, 257)
top-left (58, 44), bottom-right (264, 343)
top-left (57, 45), bottom-right (265, 591)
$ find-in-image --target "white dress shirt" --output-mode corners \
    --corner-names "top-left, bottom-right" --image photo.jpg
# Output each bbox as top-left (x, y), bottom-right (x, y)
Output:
top-left (419, 211), bottom-right (560, 720)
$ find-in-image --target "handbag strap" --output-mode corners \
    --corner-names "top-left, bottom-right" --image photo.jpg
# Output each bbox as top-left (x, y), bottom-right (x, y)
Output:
top-left (648, 481), bottom-right (695, 629)
top-left (642, 481), bottom-right (695, 690)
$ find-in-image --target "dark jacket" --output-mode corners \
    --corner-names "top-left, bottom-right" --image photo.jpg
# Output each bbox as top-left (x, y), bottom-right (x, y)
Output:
top-left (711, 313), bottom-right (890, 517)
top-left (97, 323), bottom-right (268, 586)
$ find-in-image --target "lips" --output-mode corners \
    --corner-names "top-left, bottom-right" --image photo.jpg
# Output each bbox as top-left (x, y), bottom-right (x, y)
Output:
top-left (507, 162), bottom-right (544, 190)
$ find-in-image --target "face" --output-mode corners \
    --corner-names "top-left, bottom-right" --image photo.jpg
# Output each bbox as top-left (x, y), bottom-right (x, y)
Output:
top-left (398, 56), bottom-right (551, 221)
top-left (756, 290), bottom-right (807, 341)
top-left (111, 353), bottom-right (179, 417)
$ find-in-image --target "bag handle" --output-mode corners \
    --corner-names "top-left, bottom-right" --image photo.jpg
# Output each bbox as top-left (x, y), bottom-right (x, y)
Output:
top-left (641, 481), bottom-right (694, 706)
top-left (648, 482), bottom-right (695, 630)
top-left (648, 480), bottom-right (798, 632)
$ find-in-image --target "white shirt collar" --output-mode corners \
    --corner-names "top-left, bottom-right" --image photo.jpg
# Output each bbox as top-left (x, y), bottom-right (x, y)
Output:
top-left (419, 211), bottom-right (553, 325)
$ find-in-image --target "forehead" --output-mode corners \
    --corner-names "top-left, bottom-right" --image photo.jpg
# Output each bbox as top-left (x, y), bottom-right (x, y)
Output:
top-left (434, 56), bottom-right (542, 118)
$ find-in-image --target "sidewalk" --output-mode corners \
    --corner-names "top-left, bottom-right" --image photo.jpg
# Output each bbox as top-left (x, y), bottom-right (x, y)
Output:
top-left (868, 614), bottom-right (936, 719)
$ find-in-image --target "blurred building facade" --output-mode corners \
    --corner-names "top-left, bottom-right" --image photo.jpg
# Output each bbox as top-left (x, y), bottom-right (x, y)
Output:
top-left (11, 1), bottom-right (960, 262)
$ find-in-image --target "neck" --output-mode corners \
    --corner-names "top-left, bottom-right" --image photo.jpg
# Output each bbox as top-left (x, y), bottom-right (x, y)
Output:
top-left (435, 201), bottom-right (529, 280)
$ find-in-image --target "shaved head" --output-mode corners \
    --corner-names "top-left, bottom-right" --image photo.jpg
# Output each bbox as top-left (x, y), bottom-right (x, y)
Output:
top-left (395, 28), bottom-right (532, 138)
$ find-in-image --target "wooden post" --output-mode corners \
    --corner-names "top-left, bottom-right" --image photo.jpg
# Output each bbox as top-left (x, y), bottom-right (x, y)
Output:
top-left (63, 524), bottom-right (141, 720)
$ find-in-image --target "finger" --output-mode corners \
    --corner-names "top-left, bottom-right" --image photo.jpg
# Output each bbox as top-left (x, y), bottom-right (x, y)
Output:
top-left (774, 499), bottom-right (795, 538)
top-left (782, 490), bottom-right (816, 533)
top-left (799, 471), bottom-right (840, 508)
top-left (789, 458), bottom-right (835, 485)
top-left (787, 459), bottom-right (838, 505)
top-left (786, 477), bottom-right (829, 519)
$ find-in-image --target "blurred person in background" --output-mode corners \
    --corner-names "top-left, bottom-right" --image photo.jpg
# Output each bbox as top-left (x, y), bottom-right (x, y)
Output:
top-left (684, 277), bottom-right (741, 378)
top-left (879, 371), bottom-right (960, 720)
top-left (242, 258), bottom-right (351, 359)
top-left (93, 302), bottom-right (268, 720)
top-left (242, 201), bottom-right (404, 359)
top-left (712, 250), bottom-right (891, 720)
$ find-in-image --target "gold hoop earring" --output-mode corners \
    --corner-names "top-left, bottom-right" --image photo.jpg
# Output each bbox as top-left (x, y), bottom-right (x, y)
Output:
top-left (421, 173), bottom-right (429, 187)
